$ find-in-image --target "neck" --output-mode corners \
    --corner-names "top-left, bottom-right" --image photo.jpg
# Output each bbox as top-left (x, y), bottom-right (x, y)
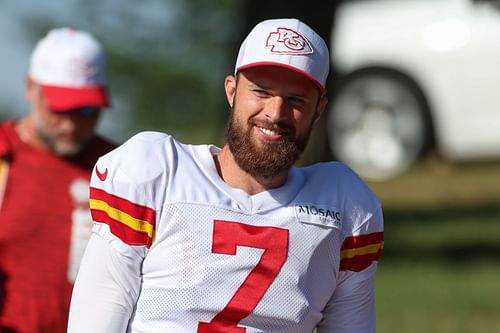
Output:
top-left (214, 145), bottom-right (288, 195)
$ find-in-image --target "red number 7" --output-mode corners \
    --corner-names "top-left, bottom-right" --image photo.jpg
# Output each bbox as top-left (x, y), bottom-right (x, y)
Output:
top-left (198, 220), bottom-right (289, 333)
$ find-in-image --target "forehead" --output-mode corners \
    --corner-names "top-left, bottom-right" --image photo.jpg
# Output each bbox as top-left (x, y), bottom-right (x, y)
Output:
top-left (238, 66), bottom-right (320, 96)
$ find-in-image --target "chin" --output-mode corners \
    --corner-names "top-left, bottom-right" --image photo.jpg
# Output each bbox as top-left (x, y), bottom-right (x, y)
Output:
top-left (53, 141), bottom-right (84, 157)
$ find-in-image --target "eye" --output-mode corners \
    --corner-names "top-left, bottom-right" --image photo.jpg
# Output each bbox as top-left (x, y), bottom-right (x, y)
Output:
top-left (252, 89), bottom-right (271, 97)
top-left (287, 96), bottom-right (306, 105)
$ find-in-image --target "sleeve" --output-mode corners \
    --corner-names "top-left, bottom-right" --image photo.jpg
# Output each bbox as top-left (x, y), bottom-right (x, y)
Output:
top-left (316, 269), bottom-right (376, 333)
top-left (67, 228), bottom-right (143, 333)
top-left (68, 132), bottom-right (170, 331)
top-left (318, 205), bottom-right (384, 333)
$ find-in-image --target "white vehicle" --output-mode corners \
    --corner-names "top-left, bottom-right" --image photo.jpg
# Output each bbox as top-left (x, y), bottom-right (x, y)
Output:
top-left (327, 0), bottom-right (500, 180)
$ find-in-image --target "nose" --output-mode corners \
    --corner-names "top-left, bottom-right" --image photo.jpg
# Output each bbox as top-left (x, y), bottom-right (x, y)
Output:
top-left (57, 113), bottom-right (79, 131)
top-left (265, 96), bottom-right (288, 122)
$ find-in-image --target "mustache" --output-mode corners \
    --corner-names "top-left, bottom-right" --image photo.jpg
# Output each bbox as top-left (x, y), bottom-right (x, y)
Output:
top-left (250, 118), bottom-right (296, 139)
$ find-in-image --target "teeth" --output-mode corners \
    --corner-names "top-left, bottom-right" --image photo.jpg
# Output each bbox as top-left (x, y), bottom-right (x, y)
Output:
top-left (260, 127), bottom-right (279, 136)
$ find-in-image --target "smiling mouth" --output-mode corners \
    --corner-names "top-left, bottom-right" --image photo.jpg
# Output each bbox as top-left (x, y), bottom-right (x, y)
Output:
top-left (258, 126), bottom-right (282, 136)
top-left (255, 124), bottom-right (293, 143)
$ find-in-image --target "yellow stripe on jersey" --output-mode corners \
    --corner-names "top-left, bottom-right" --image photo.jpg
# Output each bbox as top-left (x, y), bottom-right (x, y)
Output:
top-left (0, 159), bottom-right (9, 210)
top-left (89, 198), bottom-right (155, 239)
top-left (339, 232), bottom-right (384, 272)
top-left (340, 241), bottom-right (384, 259)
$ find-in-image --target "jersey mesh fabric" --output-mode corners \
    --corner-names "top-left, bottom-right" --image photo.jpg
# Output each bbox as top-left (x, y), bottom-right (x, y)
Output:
top-left (129, 202), bottom-right (341, 333)
top-left (83, 132), bottom-right (383, 333)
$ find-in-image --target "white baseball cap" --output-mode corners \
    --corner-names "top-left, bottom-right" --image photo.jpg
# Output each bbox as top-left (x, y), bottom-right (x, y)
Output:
top-left (235, 18), bottom-right (330, 93)
top-left (29, 27), bottom-right (109, 112)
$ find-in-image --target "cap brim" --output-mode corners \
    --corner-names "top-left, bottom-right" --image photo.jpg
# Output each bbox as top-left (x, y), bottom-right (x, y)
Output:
top-left (40, 84), bottom-right (109, 112)
top-left (236, 62), bottom-right (327, 94)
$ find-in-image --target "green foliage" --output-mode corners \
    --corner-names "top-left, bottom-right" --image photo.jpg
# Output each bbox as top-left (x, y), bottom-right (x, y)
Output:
top-left (377, 263), bottom-right (500, 332)
top-left (107, 49), bottom-right (228, 143)
top-left (373, 161), bottom-right (500, 332)
top-left (20, 0), bottom-right (243, 144)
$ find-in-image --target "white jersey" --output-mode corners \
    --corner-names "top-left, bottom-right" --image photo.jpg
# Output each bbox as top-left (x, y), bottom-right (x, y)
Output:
top-left (68, 131), bottom-right (384, 333)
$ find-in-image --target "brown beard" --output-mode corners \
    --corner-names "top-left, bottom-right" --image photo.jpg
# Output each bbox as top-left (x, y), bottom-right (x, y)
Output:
top-left (225, 105), bottom-right (312, 178)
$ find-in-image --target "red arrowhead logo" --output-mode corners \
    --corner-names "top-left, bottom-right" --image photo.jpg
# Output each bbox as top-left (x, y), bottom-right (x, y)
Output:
top-left (96, 166), bottom-right (108, 181)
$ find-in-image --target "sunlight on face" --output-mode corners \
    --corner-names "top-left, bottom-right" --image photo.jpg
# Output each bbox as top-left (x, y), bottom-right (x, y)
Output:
top-left (226, 66), bottom-right (325, 178)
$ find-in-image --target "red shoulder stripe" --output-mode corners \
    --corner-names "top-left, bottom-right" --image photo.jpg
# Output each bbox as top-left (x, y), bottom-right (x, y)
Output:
top-left (89, 187), bottom-right (156, 247)
top-left (339, 232), bottom-right (384, 272)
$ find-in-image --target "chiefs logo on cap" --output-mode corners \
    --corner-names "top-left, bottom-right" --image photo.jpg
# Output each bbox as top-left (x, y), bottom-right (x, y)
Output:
top-left (266, 27), bottom-right (313, 55)
top-left (67, 58), bottom-right (100, 82)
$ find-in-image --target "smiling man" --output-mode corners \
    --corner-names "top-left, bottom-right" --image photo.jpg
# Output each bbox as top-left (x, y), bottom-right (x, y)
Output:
top-left (68, 18), bottom-right (384, 333)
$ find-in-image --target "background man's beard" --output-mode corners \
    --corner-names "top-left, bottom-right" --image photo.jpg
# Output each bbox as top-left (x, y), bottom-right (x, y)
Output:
top-left (33, 115), bottom-right (87, 157)
top-left (226, 109), bottom-right (310, 178)
top-left (39, 133), bottom-right (83, 156)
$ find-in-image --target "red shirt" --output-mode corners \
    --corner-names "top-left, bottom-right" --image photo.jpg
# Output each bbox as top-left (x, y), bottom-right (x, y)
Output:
top-left (0, 121), bottom-right (116, 332)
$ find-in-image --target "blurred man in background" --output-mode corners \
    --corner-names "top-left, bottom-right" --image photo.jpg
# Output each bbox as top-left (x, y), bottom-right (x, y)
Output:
top-left (68, 18), bottom-right (383, 332)
top-left (0, 27), bottom-right (116, 332)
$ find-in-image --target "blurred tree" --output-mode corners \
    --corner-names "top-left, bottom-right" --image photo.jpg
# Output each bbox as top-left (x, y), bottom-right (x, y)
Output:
top-left (241, 1), bottom-right (337, 45)
top-left (22, 0), bottom-right (243, 144)
top-left (13, 0), bottom-right (339, 150)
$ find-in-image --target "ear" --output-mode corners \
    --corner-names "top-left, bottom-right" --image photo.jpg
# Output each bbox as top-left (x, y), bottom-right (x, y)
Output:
top-left (313, 94), bottom-right (328, 122)
top-left (224, 75), bottom-right (237, 108)
top-left (25, 76), bottom-right (37, 103)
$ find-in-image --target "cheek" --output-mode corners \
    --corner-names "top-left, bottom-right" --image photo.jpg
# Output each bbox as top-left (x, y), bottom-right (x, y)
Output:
top-left (34, 108), bottom-right (58, 128)
top-left (235, 91), bottom-right (261, 116)
top-left (74, 116), bottom-right (99, 133)
top-left (86, 118), bottom-right (99, 131)
top-left (292, 109), bottom-right (311, 124)
top-left (293, 109), bottom-right (317, 134)
top-left (233, 99), bottom-right (261, 124)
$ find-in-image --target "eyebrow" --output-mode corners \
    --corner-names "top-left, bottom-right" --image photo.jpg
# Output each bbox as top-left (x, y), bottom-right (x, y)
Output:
top-left (248, 81), bottom-right (311, 99)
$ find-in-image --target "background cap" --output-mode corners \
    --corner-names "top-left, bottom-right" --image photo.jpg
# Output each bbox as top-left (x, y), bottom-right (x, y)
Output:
top-left (235, 18), bottom-right (330, 93)
top-left (29, 27), bottom-right (109, 112)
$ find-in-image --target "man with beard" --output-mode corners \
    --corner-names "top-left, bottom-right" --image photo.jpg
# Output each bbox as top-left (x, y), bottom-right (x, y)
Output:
top-left (0, 28), bottom-right (116, 332)
top-left (68, 19), bottom-right (384, 333)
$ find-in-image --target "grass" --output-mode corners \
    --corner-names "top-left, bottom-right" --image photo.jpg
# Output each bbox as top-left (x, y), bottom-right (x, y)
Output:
top-left (367, 158), bottom-right (500, 210)
top-left (366, 159), bottom-right (500, 333)
top-left (377, 263), bottom-right (500, 333)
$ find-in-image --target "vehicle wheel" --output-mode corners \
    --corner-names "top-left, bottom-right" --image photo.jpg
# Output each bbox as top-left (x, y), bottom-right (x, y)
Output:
top-left (327, 70), bottom-right (431, 181)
